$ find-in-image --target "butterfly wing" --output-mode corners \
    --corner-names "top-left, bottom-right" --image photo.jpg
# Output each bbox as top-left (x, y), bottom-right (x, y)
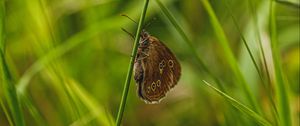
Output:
top-left (139, 36), bottom-right (181, 104)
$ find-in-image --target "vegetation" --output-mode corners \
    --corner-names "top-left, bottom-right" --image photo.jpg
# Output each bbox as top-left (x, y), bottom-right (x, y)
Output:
top-left (0, 0), bottom-right (299, 125)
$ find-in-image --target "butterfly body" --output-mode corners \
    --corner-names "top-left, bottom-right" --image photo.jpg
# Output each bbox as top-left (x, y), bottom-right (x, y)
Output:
top-left (134, 30), bottom-right (181, 104)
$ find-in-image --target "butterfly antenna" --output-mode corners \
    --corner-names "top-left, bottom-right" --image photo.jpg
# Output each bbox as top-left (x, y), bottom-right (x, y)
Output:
top-left (121, 28), bottom-right (135, 40)
top-left (121, 14), bottom-right (138, 24)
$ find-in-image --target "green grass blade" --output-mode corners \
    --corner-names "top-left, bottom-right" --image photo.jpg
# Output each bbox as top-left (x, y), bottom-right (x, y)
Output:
top-left (269, 1), bottom-right (291, 126)
top-left (0, 1), bottom-right (25, 126)
top-left (223, 0), bottom-right (263, 82)
top-left (203, 80), bottom-right (272, 126)
top-left (248, 0), bottom-right (273, 94)
top-left (0, 40), bottom-right (26, 126)
top-left (19, 93), bottom-right (47, 126)
top-left (0, 97), bottom-right (14, 126)
top-left (115, 0), bottom-right (150, 125)
top-left (225, 0), bottom-right (278, 121)
top-left (201, 0), bottom-right (260, 113)
top-left (0, 46), bottom-right (26, 126)
top-left (248, 0), bottom-right (278, 122)
top-left (68, 79), bottom-right (113, 126)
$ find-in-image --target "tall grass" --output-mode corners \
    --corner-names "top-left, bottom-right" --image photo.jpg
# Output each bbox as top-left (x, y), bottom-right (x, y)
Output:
top-left (0, 0), bottom-right (297, 125)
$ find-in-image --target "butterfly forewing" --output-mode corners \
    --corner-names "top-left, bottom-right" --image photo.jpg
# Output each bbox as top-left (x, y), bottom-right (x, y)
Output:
top-left (134, 35), bottom-right (181, 104)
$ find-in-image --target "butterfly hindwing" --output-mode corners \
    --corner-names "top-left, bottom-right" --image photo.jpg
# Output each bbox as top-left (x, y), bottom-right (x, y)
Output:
top-left (139, 36), bottom-right (181, 103)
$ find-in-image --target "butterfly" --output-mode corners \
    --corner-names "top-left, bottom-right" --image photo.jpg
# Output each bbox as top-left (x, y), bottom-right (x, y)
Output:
top-left (133, 29), bottom-right (181, 104)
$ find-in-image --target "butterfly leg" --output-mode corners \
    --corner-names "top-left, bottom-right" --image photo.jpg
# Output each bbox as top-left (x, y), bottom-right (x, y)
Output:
top-left (136, 51), bottom-right (149, 61)
top-left (136, 54), bottom-right (148, 61)
top-left (139, 36), bottom-right (150, 44)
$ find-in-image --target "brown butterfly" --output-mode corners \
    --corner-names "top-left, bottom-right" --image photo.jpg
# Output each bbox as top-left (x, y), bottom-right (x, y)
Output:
top-left (133, 29), bottom-right (181, 104)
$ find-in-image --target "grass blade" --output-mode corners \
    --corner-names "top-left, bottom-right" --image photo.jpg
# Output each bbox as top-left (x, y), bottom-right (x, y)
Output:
top-left (203, 80), bottom-right (272, 126)
top-left (223, 0), bottom-right (263, 82)
top-left (19, 93), bottom-right (47, 126)
top-left (0, 39), bottom-right (26, 126)
top-left (201, 0), bottom-right (260, 113)
top-left (115, 0), bottom-right (150, 125)
top-left (0, 97), bottom-right (14, 126)
top-left (0, 1), bottom-right (25, 126)
top-left (269, 1), bottom-right (291, 126)
top-left (68, 79), bottom-right (113, 126)
top-left (248, 0), bottom-right (278, 122)
top-left (225, 0), bottom-right (278, 121)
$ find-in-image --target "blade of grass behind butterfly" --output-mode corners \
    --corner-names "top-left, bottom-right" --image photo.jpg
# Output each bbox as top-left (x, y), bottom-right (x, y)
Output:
top-left (201, 0), bottom-right (261, 114)
top-left (203, 80), bottom-right (272, 126)
top-left (0, 1), bottom-right (25, 126)
top-left (247, 0), bottom-right (278, 123)
top-left (269, 1), bottom-right (291, 126)
top-left (64, 80), bottom-right (95, 126)
top-left (224, 0), bottom-right (278, 121)
top-left (68, 79), bottom-right (114, 126)
top-left (63, 77), bottom-right (113, 126)
top-left (223, 0), bottom-right (263, 88)
top-left (222, 1), bottom-right (274, 124)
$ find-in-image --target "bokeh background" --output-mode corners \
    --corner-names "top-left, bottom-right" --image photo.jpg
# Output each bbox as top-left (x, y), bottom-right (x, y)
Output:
top-left (0, 0), bottom-right (299, 126)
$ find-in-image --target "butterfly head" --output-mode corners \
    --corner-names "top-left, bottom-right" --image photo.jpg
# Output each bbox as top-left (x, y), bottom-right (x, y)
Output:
top-left (139, 29), bottom-right (150, 47)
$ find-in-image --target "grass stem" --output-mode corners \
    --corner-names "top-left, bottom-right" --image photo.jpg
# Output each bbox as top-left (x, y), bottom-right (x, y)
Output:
top-left (269, 1), bottom-right (291, 126)
top-left (115, 0), bottom-right (150, 125)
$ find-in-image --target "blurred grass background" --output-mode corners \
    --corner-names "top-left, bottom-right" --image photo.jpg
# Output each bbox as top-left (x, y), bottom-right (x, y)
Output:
top-left (0, 0), bottom-right (299, 126)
